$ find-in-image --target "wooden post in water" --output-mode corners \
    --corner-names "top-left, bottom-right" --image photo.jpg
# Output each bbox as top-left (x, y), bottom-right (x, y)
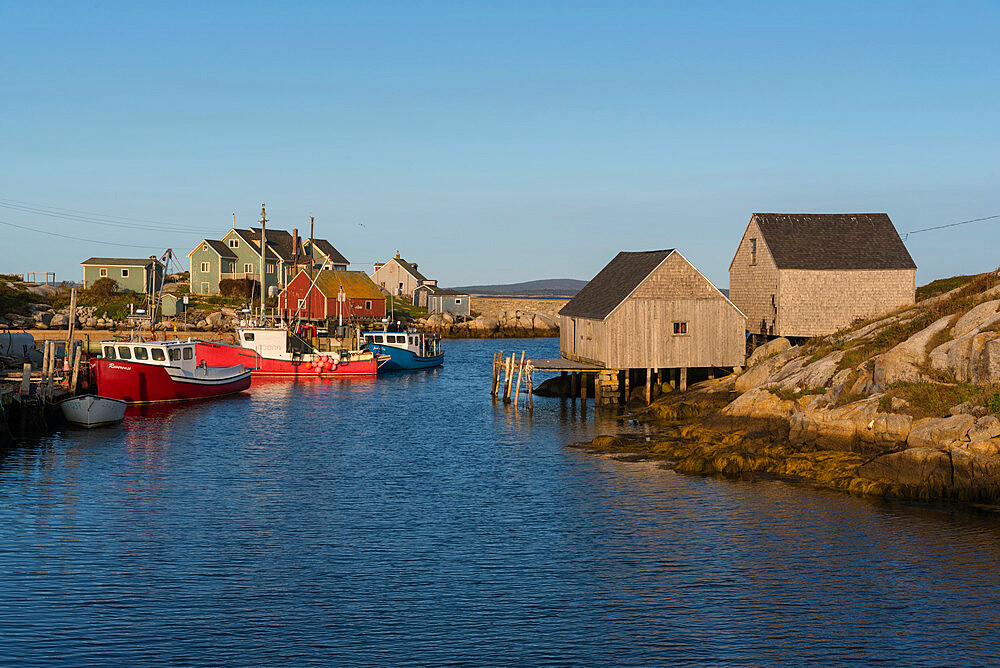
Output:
top-left (680, 367), bottom-right (688, 392)
top-left (19, 363), bottom-right (31, 395)
top-left (40, 340), bottom-right (51, 399)
top-left (70, 342), bottom-right (82, 394)
top-left (503, 355), bottom-right (512, 404)
top-left (645, 368), bottom-right (652, 404)
top-left (527, 365), bottom-right (533, 412)
top-left (514, 351), bottom-right (526, 407)
top-left (580, 372), bottom-right (587, 403)
top-left (491, 351), bottom-right (499, 398)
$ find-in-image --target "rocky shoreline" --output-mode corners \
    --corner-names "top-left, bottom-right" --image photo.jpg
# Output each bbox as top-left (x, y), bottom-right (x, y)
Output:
top-left (413, 308), bottom-right (560, 338)
top-left (576, 271), bottom-right (1000, 505)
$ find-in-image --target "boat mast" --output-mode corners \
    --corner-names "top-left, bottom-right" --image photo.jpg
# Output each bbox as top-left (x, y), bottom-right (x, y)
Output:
top-left (259, 203), bottom-right (267, 322)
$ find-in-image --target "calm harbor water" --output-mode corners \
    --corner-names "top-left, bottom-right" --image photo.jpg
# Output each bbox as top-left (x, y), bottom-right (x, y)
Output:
top-left (2, 337), bottom-right (1000, 665)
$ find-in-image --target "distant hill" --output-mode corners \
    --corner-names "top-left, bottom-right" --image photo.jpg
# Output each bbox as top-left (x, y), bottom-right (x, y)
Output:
top-left (450, 278), bottom-right (588, 298)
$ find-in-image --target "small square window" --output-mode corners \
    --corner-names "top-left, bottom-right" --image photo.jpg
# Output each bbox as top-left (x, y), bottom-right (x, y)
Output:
top-left (117, 346), bottom-right (132, 359)
top-left (244, 263), bottom-right (254, 274)
top-left (673, 322), bottom-right (688, 335)
top-left (298, 298), bottom-right (306, 309)
top-left (365, 300), bottom-right (372, 310)
top-left (201, 262), bottom-right (210, 272)
top-left (455, 298), bottom-right (462, 304)
top-left (203, 244), bottom-right (209, 251)
top-left (151, 349), bottom-right (165, 361)
top-left (99, 268), bottom-right (108, 277)
top-left (121, 268), bottom-right (129, 277)
top-left (169, 349), bottom-right (181, 361)
top-left (134, 347), bottom-right (149, 360)
top-left (229, 239), bottom-right (239, 248)
top-left (183, 348), bottom-right (193, 360)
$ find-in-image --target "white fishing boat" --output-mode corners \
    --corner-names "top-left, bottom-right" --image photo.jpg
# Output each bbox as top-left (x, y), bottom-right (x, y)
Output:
top-left (59, 395), bottom-right (127, 428)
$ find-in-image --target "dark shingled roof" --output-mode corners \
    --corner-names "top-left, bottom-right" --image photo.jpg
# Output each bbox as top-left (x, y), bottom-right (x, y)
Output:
top-left (203, 240), bottom-right (237, 259)
top-left (559, 250), bottom-right (674, 320)
top-left (753, 213), bottom-right (916, 270)
top-left (81, 257), bottom-right (162, 267)
top-left (307, 238), bottom-right (349, 266)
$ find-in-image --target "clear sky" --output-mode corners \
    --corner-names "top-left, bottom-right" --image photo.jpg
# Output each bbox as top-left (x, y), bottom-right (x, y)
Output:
top-left (1, 1), bottom-right (998, 288)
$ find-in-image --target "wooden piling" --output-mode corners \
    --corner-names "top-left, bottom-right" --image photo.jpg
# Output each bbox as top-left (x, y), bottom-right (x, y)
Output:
top-left (19, 363), bottom-right (31, 395)
top-left (503, 355), bottom-right (512, 404)
top-left (580, 372), bottom-right (587, 403)
top-left (70, 342), bottom-right (82, 393)
top-left (527, 365), bottom-right (533, 411)
top-left (514, 351), bottom-right (525, 407)
top-left (645, 368), bottom-right (652, 404)
top-left (680, 367), bottom-right (688, 392)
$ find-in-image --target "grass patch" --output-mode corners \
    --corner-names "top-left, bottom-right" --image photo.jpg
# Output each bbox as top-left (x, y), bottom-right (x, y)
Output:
top-left (878, 381), bottom-right (1000, 419)
top-left (916, 274), bottom-right (978, 302)
top-left (767, 386), bottom-right (827, 401)
top-left (386, 296), bottom-right (429, 320)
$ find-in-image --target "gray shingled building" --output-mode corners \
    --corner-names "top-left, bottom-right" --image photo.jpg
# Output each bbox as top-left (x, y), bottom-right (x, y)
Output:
top-left (558, 249), bottom-right (745, 397)
top-left (729, 213), bottom-right (917, 339)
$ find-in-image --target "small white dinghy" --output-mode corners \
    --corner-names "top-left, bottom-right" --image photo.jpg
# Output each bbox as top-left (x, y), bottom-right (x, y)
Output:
top-left (59, 395), bottom-right (127, 429)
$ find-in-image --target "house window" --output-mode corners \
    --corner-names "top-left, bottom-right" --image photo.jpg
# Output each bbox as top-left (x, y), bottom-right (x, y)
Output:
top-left (298, 298), bottom-right (306, 309)
top-left (750, 238), bottom-right (757, 266)
top-left (229, 239), bottom-right (239, 248)
top-left (99, 268), bottom-right (108, 277)
top-left (585, 321), bottom-right (593, 340)
top-left (673, 322), bottom-right (688, 335)
top-left (244, 263), bottom-right (253, 274)
top-left (266, 263), bottom-right (276, 274)
top-left (201, 262), bottom-right (210, 272)
top-left (365, 300), bottom-right (372, 310)
top-left (121, 269), bottom-right (129, 277)
top-left (455, 298), bottom-right (462, 304)
top-left (202, 244), bottom-right (208, 251)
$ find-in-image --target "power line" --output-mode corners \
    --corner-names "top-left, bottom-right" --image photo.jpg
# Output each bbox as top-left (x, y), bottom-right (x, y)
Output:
top-left (0, 199), bottom-right (206, 233)
top-left (0, 218), bottom-right (164, 249)
top-left (905, 213), bottom-right (1000, 240)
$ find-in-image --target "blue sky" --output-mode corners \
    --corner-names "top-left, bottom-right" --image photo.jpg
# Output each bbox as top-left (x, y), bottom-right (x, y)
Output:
top-left (1, 1), bottom-right (998, 288)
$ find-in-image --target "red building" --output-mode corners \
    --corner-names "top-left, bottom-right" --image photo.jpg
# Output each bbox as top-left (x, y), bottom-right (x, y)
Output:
top-left (278, 269), bottom-right (386, 322)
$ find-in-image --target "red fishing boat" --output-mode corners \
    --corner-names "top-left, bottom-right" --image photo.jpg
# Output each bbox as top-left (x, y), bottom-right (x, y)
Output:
top-left (93, 339), bottom-right (251, 404)
top-left (195, 324), bottom-right (380, 377)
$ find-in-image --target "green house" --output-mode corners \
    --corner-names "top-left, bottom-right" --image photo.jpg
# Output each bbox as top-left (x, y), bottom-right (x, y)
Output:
top-left (81, 257), bottom-right (164, 294)
top-left (188, 226), bottom-right (349, 295)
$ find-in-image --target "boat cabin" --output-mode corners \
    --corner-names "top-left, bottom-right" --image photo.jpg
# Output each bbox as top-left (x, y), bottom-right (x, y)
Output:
top-left (363, 331), bottom-right (440, 358)
top-left (101, 340), bottom-right (198, 372)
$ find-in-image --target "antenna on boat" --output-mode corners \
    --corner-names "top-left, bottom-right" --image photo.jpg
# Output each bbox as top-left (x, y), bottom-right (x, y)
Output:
top-left (259, 203), bottom-right (267, 323)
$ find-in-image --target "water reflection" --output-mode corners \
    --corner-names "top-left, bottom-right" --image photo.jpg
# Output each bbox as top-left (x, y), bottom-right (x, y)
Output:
top-left (2, 338), bottom-right (1000, 665)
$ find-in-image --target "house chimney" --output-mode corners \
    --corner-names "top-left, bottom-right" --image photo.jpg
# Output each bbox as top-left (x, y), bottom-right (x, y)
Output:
top-left (412, 263), bottom-right (417, 272)
top-left (395, 251), bottom-right (400, 259)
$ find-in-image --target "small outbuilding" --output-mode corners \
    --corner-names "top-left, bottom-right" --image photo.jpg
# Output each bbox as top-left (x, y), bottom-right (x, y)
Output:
top-left (428, 289), bottom-right (471, 317)
top-left (160, 294), bottom-right (187, 318)
top-left (728, 213), bottom-right (916, 340)
top-left (558, 249), bottom-right (746, 398)
top-left (81, 257), bottom-right (164, 294)
top-left (278, 269), bottom-right (386, 322)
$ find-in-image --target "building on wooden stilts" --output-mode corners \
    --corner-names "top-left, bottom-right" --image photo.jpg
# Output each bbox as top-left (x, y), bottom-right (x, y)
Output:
top-left (554, 249), bottom-right (746, 406)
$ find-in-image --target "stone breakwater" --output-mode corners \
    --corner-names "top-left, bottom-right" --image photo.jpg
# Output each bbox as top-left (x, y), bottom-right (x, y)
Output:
top-left (581, 274), bottom-right (1000, 504)
top-left (415, 308), bottom-right (560, 338)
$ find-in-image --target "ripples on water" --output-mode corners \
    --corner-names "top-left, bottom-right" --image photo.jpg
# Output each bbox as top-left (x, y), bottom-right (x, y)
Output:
top-left (2, 338), bottom-right (1000, 665)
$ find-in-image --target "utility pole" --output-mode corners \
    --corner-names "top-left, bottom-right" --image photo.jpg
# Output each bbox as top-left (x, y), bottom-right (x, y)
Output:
top-left (309, 215), bottom-right (315, 285)
top-left (259, 203), bottom-right (267, 321)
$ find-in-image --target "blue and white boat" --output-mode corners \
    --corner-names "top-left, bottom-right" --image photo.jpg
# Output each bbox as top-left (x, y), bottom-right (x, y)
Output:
top-left (363, 329), bottom-right (444, 371)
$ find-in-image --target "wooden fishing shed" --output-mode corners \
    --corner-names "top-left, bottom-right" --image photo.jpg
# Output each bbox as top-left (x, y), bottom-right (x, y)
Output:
top-left (729, 213), bottom-right (916, 341)
top-left (555, 249), bottom-right (746, 404)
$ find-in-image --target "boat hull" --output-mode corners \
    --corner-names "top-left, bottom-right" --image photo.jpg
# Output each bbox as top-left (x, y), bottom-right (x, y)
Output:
top-left (368, 344), bottom-right (444, 371)
top-left (59, 395), bottom-right (127, 428)
top-left (93, 359), bottom-right (251, 404)
top-left (194, 340), bottom-right (378, 377)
